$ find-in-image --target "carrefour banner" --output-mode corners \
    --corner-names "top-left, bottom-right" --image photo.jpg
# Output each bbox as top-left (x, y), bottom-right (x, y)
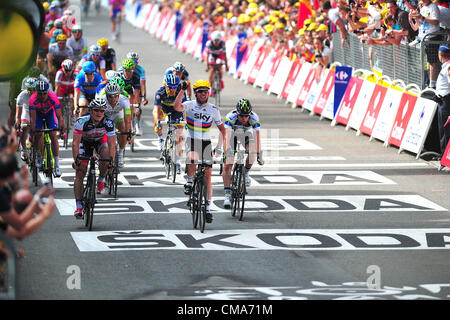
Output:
top-left (334, 66), bottom-right (352, 117)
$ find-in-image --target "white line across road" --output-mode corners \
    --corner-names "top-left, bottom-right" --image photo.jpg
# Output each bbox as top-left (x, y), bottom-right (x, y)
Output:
top-left (56, 195), bottom-right (447, 216)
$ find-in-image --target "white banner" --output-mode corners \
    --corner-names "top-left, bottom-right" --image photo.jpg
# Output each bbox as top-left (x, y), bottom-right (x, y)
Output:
top-left (254, 49), bottom-right (276, 89)
top-left (347, 79), bottom-right (377, 131)
top-left (287, 62), bottom-right (312, 104)
top-left (302, 67), bottom-right (328, 112)
top-left (268, 56), bottom-right (293, 96)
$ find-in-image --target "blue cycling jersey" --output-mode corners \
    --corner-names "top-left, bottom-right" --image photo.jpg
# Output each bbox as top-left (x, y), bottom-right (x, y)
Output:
top-left (75, 72), bottom-right (103, 95)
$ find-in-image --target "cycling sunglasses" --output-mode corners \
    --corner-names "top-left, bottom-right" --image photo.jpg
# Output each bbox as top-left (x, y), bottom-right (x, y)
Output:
top-left (167, 85), bottom-right (178, 90)
top-left (85, 71), bottom-right (94, 75)
top-left (195, 89), bottom-right (209, 93)
top-left (92, 109), bottom-right (105, 113)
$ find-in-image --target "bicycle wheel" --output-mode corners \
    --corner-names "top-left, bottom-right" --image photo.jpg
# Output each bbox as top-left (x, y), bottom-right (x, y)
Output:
top-left (64, 105), bottom-right (70, 149)
top-left (30, 147), bottom-right (38, 186)
top-left (238, 166), bottom-right (246, 221)
top-left (232, 165), bottom-right (243, 218)
top-left (44, 142), bottom-right (53, 187)
top-left (83, 179), bottom-right (91, 227)
top-left (164, 136), bottom-right (172, 180)
top-left (199, 175), bottom-right (207, 233)
top-left (171, 136), bottom-right (177, 183)
top-left (113, 156), bottom-right (119, 198)
top-left (87, 173), bottom-right (96, 231)
top-left (190, 179), bottom-right (199, 228)
top-left (231, 164), bottom-right (240, 217)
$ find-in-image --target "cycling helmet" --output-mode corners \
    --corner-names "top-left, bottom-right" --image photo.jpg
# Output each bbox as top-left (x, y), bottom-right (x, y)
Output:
top-left (236, 98), bottom-right (252, 115)
top-left (122, 58), bottom-right (135, 70)
top-left (52, 29), bottom-right (63, 38)
top-left (82, 61), bottom-right (96, 73)
top-left (90, 44), bottom-right (102, 55)
top-left (97, 38), bottom-right (109, 47)
top-left (211, 30), bottom-right (222, 41)
top-left (72, 24), bottom-right (82, 32)
top-left (46, 20), bottom-right (54, 29)
top-left (24, 78), bottom-right (37, 91)
top-left (36, 80), bottom-right (50, 93)
top-left (165, 73), bottom-right (180, 87)
top-left (126, 52), bottom-right (139, 61)
top-left (61, 59), bottom-right (73, 71)
top-left (193, 79), bottom-right (210, 91)
top-left (173, 61), bottom-right (185, 73)
top-left (54, 18), bottom-right (63, 28)
top-left (56, 33), bottom-right (67, 42)
top-left (88, 97), bottom-right (107, 110)
top-left (112, 76), bottom-right (125, 89)
top-left (105, 70), bottom-right (117, 81)
top-left (105, 82), bottom-right (121, 95)
top-left (63, 9), bottom-right (72, 16)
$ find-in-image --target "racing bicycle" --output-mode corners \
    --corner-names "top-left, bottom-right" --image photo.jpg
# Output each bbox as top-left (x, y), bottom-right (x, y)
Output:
top-left (211, 63), bottom-right (223, 107)
top-left (58, 96), bottom-right (73, 149)
top-left (159, 114), bottom-right (186, 183)
top-left (106, 131), bottom-right (131, 198)
top-left (33, 121), bottom-right (60, 187)
top-left (78, 154), bottom-right (112, 231)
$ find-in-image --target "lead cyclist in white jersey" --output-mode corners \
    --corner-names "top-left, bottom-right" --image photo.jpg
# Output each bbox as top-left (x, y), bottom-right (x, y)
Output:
top-left (174, 79), bottom-right (225, 224)
top-left (102, 82), bottom-right (131, 168)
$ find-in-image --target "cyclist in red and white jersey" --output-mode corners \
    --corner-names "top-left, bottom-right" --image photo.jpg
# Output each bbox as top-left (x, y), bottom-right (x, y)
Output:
top-left (55, 59), bottom-right (78, 120)
top-left (29, 80), bottom-right (65, 177)
top-left (109, 0), bottom-right (126, 40)
top-left (205, 31), bottom-right (229, 95)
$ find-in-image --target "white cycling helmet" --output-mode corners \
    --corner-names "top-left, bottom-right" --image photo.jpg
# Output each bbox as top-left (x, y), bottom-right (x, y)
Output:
top-left (211, 31), bottom-right (222, 41)
top-left (105, 70), bottom-right (117, 81)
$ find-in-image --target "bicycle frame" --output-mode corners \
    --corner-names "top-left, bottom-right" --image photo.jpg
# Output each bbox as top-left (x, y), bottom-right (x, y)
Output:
top-left (160, 115), bottom-right (186, 183)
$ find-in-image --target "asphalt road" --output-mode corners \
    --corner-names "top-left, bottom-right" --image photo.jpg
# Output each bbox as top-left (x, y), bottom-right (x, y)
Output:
top-left (12, 2), bottom-right (450, 301)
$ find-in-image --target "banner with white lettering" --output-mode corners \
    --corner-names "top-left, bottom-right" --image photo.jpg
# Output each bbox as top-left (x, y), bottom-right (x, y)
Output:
top-left (313, 69), bottom-right (334, 115)
top-left (387, 91), bottom-right (418, 148)
top-left (247, 46), bottom-right (268, 84)
top-left (269, 56), bottom-right (293, 96)
top-left (440, 138), bottom-right (450, 168)
top-left (347, 78), bottom-right (377, 132)
top-left (143, 4), bottom-right (158, 32)
top-left (254, 49), bottom-right (276, 89)
top-left (334, 77), bottom-right (364, 126)
top-left (240, 38), bottom-right (265, 82)
top-left (334, 66), bottom-right (353, 117)
top-left (287, 62), bottom-right (311, 104)
top-left (400, 96), bottom-right (437, 156)
top-left (302, 67), bottom-right (329, 112)
top-left (281, 59), bottom-right (302, 100)
top-left (264, 51), bottom-right (283, 91)
top-left (295, 63), bottom-right (316, 107)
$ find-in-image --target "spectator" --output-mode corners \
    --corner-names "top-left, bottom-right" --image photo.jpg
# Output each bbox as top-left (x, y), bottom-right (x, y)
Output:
top-left (409, 0), bottom-right (442, 89)
top-left (386, 0), bottom-right (418, 42)
top-left (436, 44), bottom-right (450, 157)
top-left (321, 1), bottom-right (349, 48)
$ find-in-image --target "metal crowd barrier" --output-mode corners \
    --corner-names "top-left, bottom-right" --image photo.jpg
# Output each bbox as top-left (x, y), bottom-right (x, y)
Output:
top-left (331, 31), bottom-right (449, 89)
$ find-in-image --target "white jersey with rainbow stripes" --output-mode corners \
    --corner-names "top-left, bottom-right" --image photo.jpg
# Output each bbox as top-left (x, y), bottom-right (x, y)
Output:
top-left (182, 100), bottom-right (222, 140)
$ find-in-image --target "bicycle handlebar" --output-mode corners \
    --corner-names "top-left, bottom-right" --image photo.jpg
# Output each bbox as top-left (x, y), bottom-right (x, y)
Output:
top-left (77, 155), bottom-right (112, 162)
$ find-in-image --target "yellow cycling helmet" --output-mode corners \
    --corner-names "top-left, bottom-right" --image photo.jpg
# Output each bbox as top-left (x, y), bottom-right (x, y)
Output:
top-left (193, 79), bottom-right (210, 90)
top-left (43, 2), bottom-right (50, 10)
top-left (56, 34), bottom-right (67, 41)
top-left (97, 38), bottom-right (109, 47)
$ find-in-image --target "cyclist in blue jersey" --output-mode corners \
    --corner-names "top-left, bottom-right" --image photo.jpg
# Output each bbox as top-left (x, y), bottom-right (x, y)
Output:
top-left (74, 61), bottom-right (103, 116)
top-left (153, 73), bottom-right (187, 173)
top-left (77, 45), bottom-right (106, 80)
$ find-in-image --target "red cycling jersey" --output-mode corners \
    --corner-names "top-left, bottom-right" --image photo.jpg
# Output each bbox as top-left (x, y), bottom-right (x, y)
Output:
top-left (55, 68), bottom-right (78, 97)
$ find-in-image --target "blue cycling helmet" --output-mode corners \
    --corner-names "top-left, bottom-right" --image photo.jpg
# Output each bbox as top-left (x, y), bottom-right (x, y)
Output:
top-left (36, 80), bottom-right (50, 93)
top-left (82, 61), bottom-right (96, 73)
top-left (165, 73), bottom-right (180, 87)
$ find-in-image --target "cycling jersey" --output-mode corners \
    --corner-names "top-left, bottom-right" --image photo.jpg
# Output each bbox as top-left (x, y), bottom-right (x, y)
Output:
top-left (224, 110), bottom-right (260, 132)
top-left (48, 43), bottom-right (74, 67)
top-left (102, 48), bottom-right (117, 71)
top-left (104, 94), bottom-right (131, 126)
top-left (206, 39), bottom-right (226, 57)
top-left (110, 0), bottom-right (125, 10)
top-left (181, 100), bottom-right (222, 140)
top-left (16, 90), bottom-right (32, 123)
top-left (67, 36), bottom-right (87, 61)
top-left (154, 86), bottom-right (186, 122)
top-left (74, 72), bottom-right (103, 97)
top-left (55, 69), bottom-right (78, 96)
top-left (74, 113), bottom-right (115, 142)
top-left (118, 70), bottom-right (140, 96)
top-left (80, 53), bottom-right (106, 73)
top-left (29, 91), bottom-right (61, 129)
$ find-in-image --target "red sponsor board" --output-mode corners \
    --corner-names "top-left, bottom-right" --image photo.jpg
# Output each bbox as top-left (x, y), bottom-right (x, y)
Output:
top-left (387, 92), bottom-right (418, 147)
top-left (359, 84), bottom-right (388, 136)
top-left (295, 66), bottom-right (316, 107)
top-left (182, 24), bottom-right (197, 52)
top-left (281, 59), bottom-right (302, 99)
top-left (247, 47), bottom-right (268, 84)
top-left (263, 52), bottom-right (283, 91)
top-left (335, 77), bottom-right (364, 126)
top-left (440, 140), bottom-right (450, 168)
top-left (313, 69), bottom-right (335, 115)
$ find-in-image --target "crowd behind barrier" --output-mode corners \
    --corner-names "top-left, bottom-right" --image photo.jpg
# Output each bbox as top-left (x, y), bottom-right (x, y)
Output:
top-left (125, 0), bottom-right (450, 167)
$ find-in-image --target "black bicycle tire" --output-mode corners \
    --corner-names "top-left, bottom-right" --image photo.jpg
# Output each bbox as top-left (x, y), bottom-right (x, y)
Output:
top-left (231, 164), bottom-right (239, 217)
top-left (164, 136), bottom-right (171, 180)
top-left (199, 175), bottom-right (207, 233)
top-left (83, 183), bottom-right (91, 227)
top-left (113, 156), bottom-right (119, 198)
top-left (45, 142), bottom-right (53, 187)
top-left (171, 135), bottom-right (177, 183)
top-left (64, 104), bottom-right (70, 149)
top-left (238, 166), bottom-right (246, 221)
top-left (88, 173), bottom-right (96, 231)
top-left (191, 179), bottom-right (199, 228)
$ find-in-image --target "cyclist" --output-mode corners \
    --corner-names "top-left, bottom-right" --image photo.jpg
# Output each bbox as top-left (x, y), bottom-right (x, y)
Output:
top-left (110, 0), bottom-right (126, 40)
top-left (222, 98), bottom-right (264, 209)
top-left (55, 59), bottom-right (78, 120)
top-left (78, 45), bottom-right (106, 80)
top-left (47, 33), bottom-right (74, 88)
top-left (96, 70), bottom-right (118, 96)
top-left (29, 80), bottom-right (65, 177)
top-left (117, 59), bottom-right (141, 134)
top-left (45, 3), bottom-right (61, 24)
top-left (205, 30), bottom-right (229, 96)
top-left (118, 52), bottom-right (147, 133)
top-left (102, 82), bottom-right (131, 168)
top-left (153, 73), bottom-right (187, 174)
top-left (174, 80), bottom-right (225, 223)
top-left (98, 38), bottom-right (117, 71)
top-left (74, 61), bottom-right (104, 117)
top-left (67, 25), bottom-right (88, 65)
top-left (165, 61), bottom-right (191, 100)
top-left (37, 22), bottom-right (52, 73)
top-left (48, 18), bottom-right (70, 38)
top-left (72, 98), bottom-right (116, 219)
top-left (15, 78), bottom-right (37, 161)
